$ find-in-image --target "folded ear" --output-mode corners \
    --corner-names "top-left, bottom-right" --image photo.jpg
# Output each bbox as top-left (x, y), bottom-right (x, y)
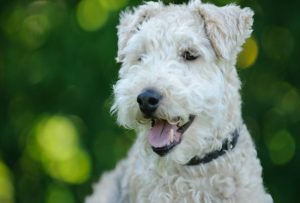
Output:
top-left (196, 3), bottom-right (254, 60)
top-left (117, 1), bottom-right (163, 62)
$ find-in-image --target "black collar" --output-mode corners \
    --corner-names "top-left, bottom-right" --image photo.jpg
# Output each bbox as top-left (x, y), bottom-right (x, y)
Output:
top-left (186, 129), bottom-right (240, 166)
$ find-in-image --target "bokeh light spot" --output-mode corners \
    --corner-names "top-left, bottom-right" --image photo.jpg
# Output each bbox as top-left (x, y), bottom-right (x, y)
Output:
top-left (0, 161), bottom-right (14, 203)
top-left (20, 14), bottom-right (50, 49)
top-left (262, 26), bottom-right (294, 61)
top-left (46, 183), bottom-right (75, 203)
top-left (267, 130), bottom-right (295, 165)
top-left (98, 0), bottom-right (128, 11)
top-left (53, 149), bottom-right (91, 184)
top-left (3, 1), bottom-right (66, 49)
top-left (35, 116), bottom-right (79, 161)
top-left (237, 37), bottom-right (258, 68)
top-left (28, 115), bottom-right (91, 184)
top-left (279, 88), bottom-right (300, 118)
top-left (76, 0), bottom-right (108, 32)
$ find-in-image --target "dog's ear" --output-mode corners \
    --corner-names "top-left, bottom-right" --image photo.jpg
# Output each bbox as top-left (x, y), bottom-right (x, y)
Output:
top-left (192, 2), bottom-right (254, 60)
top-left (117, 1), bottom-right (163, 62)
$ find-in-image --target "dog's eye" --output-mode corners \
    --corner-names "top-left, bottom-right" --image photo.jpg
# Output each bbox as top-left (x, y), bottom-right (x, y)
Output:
top-left (136, 56), bottom-right (144, 63)
top-left (182, 51), bottom-right (198, 61)
top-left (137, 55), bottom-right (144, 62)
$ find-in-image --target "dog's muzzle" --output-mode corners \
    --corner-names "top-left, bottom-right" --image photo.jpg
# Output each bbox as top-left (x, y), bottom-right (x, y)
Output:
top-left (136, 89), bottom-right (195, 156)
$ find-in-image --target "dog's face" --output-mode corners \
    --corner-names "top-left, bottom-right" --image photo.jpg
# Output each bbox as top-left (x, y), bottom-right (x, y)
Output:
top-left (112, 1), bottom-right (253, 164)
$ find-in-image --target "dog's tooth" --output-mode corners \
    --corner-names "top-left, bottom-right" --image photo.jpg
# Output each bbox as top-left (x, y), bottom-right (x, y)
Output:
top-left (169, 121), bottom-right (178, 125)
top-left (170, 117), bottom-right (181, 125)
top-left (169, 129), bottom-right (174, 143)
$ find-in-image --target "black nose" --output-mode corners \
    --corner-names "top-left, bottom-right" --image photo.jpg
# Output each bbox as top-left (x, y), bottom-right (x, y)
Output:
top-left (137, 89), bottom-right (161, 117)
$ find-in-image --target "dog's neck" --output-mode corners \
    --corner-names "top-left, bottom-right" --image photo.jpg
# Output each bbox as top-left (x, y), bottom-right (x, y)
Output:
top-left (185, 128), bottom-right (240, 166)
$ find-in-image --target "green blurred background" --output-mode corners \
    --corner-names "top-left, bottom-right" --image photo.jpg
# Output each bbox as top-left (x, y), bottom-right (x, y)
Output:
top-left (0, 0), bottom-right (299, 202)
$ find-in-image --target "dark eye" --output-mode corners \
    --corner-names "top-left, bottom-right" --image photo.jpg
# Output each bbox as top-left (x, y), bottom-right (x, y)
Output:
top-left (137, 55), bottom-right (144, 62)
top-left (137, 54), bottom-right (145, 62)
top-left (182, 51), bottom-right (198, 61)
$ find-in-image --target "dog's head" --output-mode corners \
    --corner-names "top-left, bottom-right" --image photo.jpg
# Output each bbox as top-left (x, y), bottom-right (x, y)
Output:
top-left (112, 0), bottom-right (253, 164)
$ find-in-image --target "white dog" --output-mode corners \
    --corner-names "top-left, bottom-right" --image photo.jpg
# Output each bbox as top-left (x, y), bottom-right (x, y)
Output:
top-left (86, 0), bottom-right (273, 202)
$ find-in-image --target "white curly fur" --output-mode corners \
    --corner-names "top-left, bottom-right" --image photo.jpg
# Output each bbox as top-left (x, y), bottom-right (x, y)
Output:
top-left (85, 1), bottom-right (273, 202)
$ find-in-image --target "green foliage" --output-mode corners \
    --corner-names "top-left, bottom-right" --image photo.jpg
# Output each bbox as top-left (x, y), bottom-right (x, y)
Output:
top-left (0, 0), bottom-right (299, 202)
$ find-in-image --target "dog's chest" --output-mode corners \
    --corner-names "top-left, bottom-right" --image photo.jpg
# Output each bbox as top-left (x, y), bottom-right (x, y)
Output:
top-left (127, 163), bottom-right (237, 203)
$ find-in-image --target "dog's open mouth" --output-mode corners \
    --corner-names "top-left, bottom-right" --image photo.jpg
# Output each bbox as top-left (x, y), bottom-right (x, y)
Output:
top-left (148, 115), bottom-right (195, 156)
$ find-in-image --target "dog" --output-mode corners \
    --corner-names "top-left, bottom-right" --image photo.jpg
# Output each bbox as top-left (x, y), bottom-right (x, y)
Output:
top-left (85, 0), bottom-right (273, 202)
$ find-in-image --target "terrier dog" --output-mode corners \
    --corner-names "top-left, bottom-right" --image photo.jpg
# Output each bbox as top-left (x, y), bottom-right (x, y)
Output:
top-left (86, 1), bottom-right (273, 202)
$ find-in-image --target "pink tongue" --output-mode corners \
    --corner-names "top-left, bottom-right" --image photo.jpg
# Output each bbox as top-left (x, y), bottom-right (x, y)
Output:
top-left (148, 120), bottom-right (180, 148)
